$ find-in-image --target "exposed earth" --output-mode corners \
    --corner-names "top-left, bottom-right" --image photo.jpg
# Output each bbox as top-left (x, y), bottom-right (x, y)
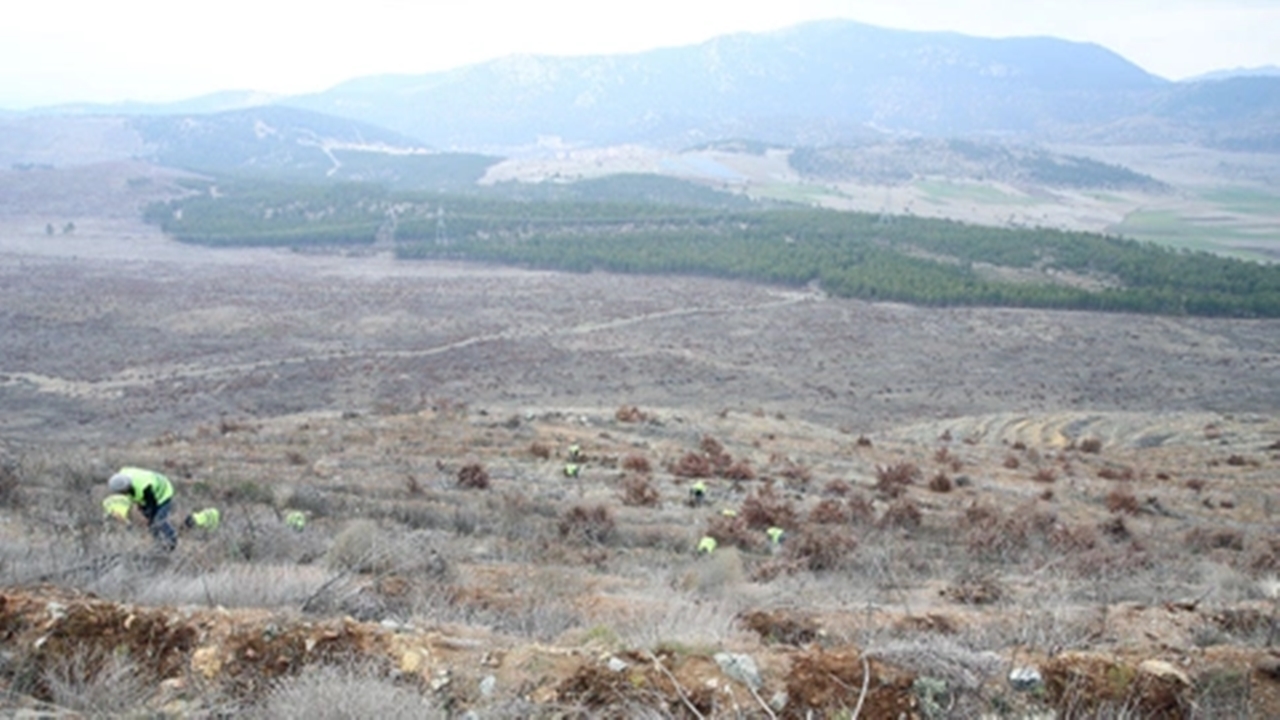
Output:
top-left (2, 165), bottom-right (1280, 717)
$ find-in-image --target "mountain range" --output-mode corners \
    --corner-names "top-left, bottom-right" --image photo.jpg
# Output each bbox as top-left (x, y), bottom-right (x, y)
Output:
top-left (3, 19), bottom-right (1279, 175)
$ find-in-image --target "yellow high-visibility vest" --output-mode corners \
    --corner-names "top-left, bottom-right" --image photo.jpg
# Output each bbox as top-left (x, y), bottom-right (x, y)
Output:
top-left (118, 467), bottom-right (174, 505)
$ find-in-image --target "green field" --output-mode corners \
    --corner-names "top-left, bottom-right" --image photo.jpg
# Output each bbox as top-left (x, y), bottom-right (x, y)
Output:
top-left (1200, 187), bottom-right (1280, 216)
top-left (1112, 209), bottom-right (1278, 262)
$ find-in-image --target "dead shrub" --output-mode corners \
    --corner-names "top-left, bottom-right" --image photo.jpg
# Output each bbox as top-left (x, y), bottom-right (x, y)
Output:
top-left (875, 462), bottom-right (919, 498)
top-left (721, 460), bottom-right (756, 481)
top-left (1033, 467), bottom-right (1057, 483)
top-left (529, 442), bottom-right (552, 460)
top-left (961, 502), bottom-right (1030, 561)
top-left (1226, 454), bottom-right (1256, 467)
top-left (614, 405), bottom-right (649, 423)
top-left (557, 505), bottom-right (616, 546)
top-left (739, 609), bottom-right (820, 645)
top-left (1106, 489), bottom-right (1140, 515)
top-left (808, 498), bottom-right (851, 524)
top-left (1003, 455), bottom-right (1021, 469)
top-left (1185, 478), bottom-right (1206, 493)
top-left (1184, 527), bottom-right (1244, 553)
top-left (1098, 516), bottom-right (1132, 542)
top-left (456, 463), bottom-right (490, 490)
top-left (941, 571), bottom-right (1005, 605)
top-left (879, 498), bottom-right (923, 531)
top-left (670, 452), bottom-right (712, 478)
top-left (326, 519), bottom-right (393, 574)
top-left (700, 435), bottom-right (725, 457)
top-left (846, 494), bottom-right (877, 526)
top-left (787, 527), bottom-right (858, 572)
top-left (619, 474), bottom-right (660, 508)
top-left (1098, 466), bottom-right (1135, 481)
top-left (823, 479), bottom-right (851, 497)
top-left (856, 435), bottom-right (873, 447)
top-left (774, 457), bottom-right (813, 486)
top-left (933, 446), bottom-right (952, 464)
top-left (620, 453), bottom-right (651, 474)
top-left (1078, 437), bottom-right (1104, 454)
top-left (740, 484), bottom-right (798, 530)
top-left (41, 649), bottom-right (150, 716)
top-left (1246, 536), bottom-right (1280, 573)
top-left (703, 513), bottom-right (759, 552)
top-left (251, 663), bottom-right (438, 720)
top-left (928, 472), bottom-right (953, 493)
top-left (1049, 522), bottom-right (1098, 553)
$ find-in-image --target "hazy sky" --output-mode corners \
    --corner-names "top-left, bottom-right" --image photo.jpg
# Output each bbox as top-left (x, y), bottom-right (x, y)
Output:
top-left (3, 0), bottom-right (1277, 109)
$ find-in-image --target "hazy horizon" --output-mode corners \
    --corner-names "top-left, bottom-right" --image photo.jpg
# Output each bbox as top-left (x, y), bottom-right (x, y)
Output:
top-left (3, 0), bottom-right (1279, 111)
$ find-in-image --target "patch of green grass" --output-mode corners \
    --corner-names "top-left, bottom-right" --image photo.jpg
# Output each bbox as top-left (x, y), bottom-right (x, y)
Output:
top-left (1201, 187), bottom-right (1280, 216)
top-left (749, 182), bottom-right (840, 204)
top-left (1111, 209), bottom-right (1277, 261)
top-left (915, 180), bottom-right (1039, 206)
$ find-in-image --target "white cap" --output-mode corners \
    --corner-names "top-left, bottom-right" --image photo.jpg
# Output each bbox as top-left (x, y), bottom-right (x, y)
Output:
top-left (107, 473), bottom-right (132, 494)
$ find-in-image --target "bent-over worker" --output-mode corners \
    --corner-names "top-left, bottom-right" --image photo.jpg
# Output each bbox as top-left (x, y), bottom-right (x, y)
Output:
top-left (107, 467), bottom-right (177, 551)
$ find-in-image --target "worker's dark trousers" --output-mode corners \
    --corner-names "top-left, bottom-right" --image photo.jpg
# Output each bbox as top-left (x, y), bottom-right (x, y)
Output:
top-left (147, 501), bottom-right (178, 551)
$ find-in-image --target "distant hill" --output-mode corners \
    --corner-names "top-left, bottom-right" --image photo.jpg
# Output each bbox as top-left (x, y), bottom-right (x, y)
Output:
top-left (0, 106), bottom-right (500, 189)
top-left (284, 19), bottom-right (1167, 149)
top-left (1188, 65), bottom-right (1280, 83)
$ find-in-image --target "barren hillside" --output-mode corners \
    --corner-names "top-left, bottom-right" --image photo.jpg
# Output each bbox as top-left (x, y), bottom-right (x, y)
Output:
top-left (2, 198), bottom-right (1280, 717)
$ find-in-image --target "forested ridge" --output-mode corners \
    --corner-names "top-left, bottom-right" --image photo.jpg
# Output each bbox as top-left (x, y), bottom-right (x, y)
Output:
top-left (145, 180), bottom-right (1280, 317)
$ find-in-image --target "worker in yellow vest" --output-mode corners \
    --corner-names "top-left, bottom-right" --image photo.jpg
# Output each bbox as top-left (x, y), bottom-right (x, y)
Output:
top-left (107, 467), bottom-right (177, 550)
top-left (184, 508), bottom-right (221, 531)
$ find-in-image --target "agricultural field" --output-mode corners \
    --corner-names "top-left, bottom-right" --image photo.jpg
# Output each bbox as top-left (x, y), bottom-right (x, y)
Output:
top-left (3, 186), bottom-right (1280, 717)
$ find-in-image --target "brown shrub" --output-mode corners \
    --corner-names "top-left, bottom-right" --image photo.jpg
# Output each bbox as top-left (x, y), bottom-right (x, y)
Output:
top-left (1105, 489), bottom-right (1140, 515)
top-left (933, 447), bottom-right (952, 464)
top-left (700, 435), bottom-right (725, 457)
top-left (1185, 478), bottom-right (1206, 493)
top-left (557, 505), bottom-right (616, 545)
top-left (961, 503), bottom-right (1030, 560)
top-left (822, 479), bottom-right (852, 497)
top-left (456, 463), bottom-right (490, 490)
top-left (529, 442), bottom-right (552, 460)
top-left (1184, 527), bottom-right (1244, 553)
top-left (878, 498), bottom-right (923, 531)
top-left (875, 462), bottom-right (919, 498)
top-left (942, 572), bottom-right (1006, 605)
top-left (846, 494), bottom-right (877, 526)
top-left (741, 484), bottom-right (798, 530)
top-left (703, 513), bottom-right (758, 552)
top-left (1032, 467), bottom-right (1057, 483)
top-left (927, 472), bottom-right (953, 493)
top-left (1097, 465), bottom-right (1135, 481)
top-left (621, 453), bottom-right (651, 474)
top-left (774, 458), bottom-right (813, 486)
top-left (1003, 455), bottom-right (1021, 469)
top-left (670, 452), bottom-right (712, 478)
top-left (1246, 536), bottom-right (1280, 573)
top-left (1078, 437), bottom-right (1104, 454)
top-left (808, 498), bottom-right (851, 524)
top-left (856, 435), bottom-right (873, 447)
top-left (1049, 522), bottom-right (1098, 553)
top-left (614, 405), bottom-right (649, 423)
top-left (619, 474), bottom-right (660, 508)
top-left (1226, 454), bottom-right (1255, 467)
top-left (722, 460), bottom-right (756, 481)
top-left (787, 527), bottom-right (858, 572)
top-left (739, 610), bottom-right (820, 645)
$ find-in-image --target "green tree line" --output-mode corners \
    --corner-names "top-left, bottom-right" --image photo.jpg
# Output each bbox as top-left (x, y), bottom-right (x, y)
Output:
top-left (145, 180), bottom-right (1280, 318)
